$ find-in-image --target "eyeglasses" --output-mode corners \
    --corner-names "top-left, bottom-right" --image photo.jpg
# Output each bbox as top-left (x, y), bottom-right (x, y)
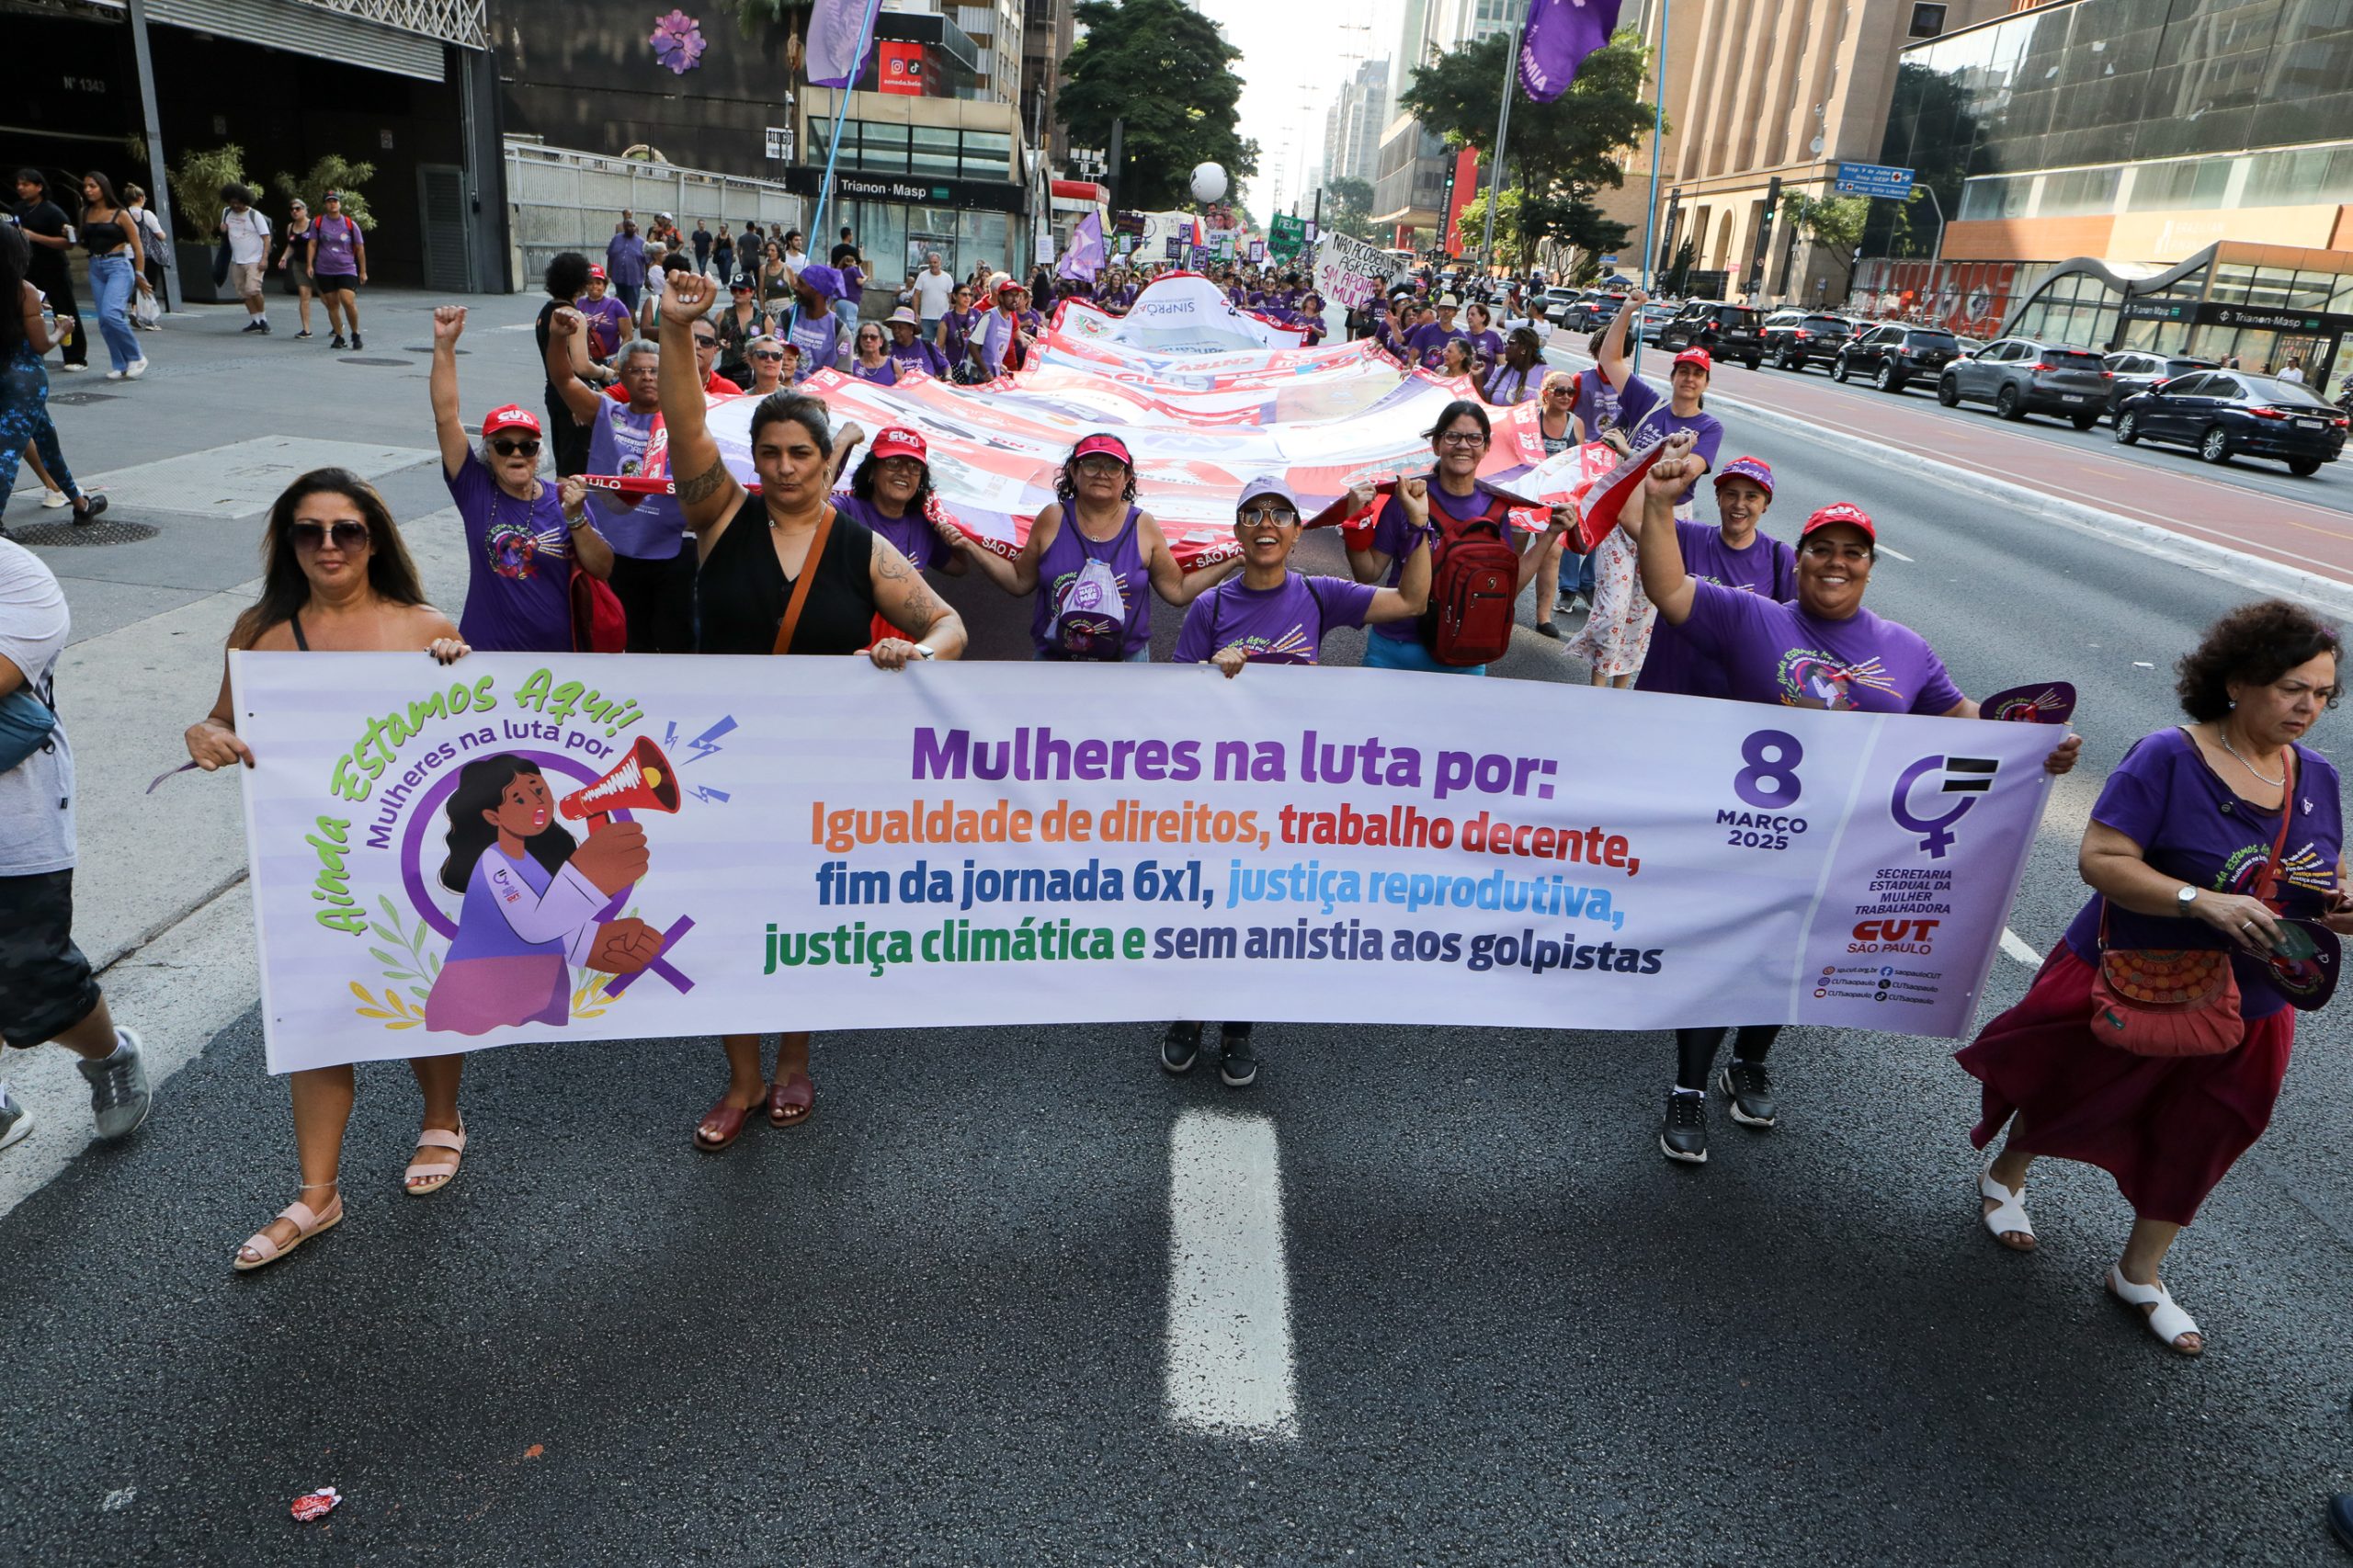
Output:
top-left (290, 520), bottom-right (369, 551)
top-left (489, 437), bottom-right (541, 458)
top-left (1240, 507), bottom-right (1300, 527)
top-left (1437, 431), bottom-right (1489, 449)
top-left (1074, 455), bottom-right (1127, 475)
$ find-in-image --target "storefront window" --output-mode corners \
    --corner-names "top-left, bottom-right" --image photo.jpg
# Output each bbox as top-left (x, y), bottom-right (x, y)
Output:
top-left (910, 125), bottom-right (959, 179)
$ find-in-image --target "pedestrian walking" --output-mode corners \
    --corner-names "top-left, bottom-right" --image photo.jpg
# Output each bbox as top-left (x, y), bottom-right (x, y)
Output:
top-left (912, 250), bottom-right (955, 342)
top-left (691, 218), bottom-right (710, 274)
top-left (1631, 433), bottom-right (2081, 1165)
top-left (122, 183), bottom-right (170, 320)
top-left (274, 197), bottom-right (316, 338)
top-left (0, 537), bottom-right (152, 1155)
top-left (308, 191), bottom-right (366, 349)
top-left (606, 218), bottom-right (648, 312)
top-left (216, 184), bottom-right (272, 335)
top-left (653, 270), bottom-right (966, 1150)
top-left (74, 173), bottom-right (151, 381)
top-left (181, 470), bottom-right (474, 1268)
top-left (1958, 600), bottom-right (2347, 1356)
top-left (12, 170), bottom-right (86, 371)
top-left (428, 305), bottom-right (612, 652)
top-left (573, 265), bottom-right (631, 365)
top-left (0, 228), bottom-right (107, 534)
top-left (884, 307), bottom-right (948, 379)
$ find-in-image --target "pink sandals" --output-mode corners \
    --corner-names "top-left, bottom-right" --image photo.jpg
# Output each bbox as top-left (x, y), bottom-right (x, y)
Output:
top-left (233, 1184), bottom-right (343, 1272)
top-left (404, 1123), bottom-right (467, 1196)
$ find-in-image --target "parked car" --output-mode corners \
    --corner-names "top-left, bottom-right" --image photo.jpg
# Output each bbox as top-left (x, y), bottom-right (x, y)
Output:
top-left (1833, 324), bottom-right (1963, 392)
top-left (2114, 371), bottom-right (2348, 476)
top-left (1633, 301), bottom-right (1682, 345)
top-left (1936, 337), bottom-right (2112, 426)
top-left (1539, 286), bottom-right (1582, 323)
top-left (1658, 301), bottom-right (1764, 367)
top-left (1951, 335), bottom-right (1987, 358)
top-left (1557, 290), bottom-right (1628, 332)
top-left (1759, 311), bottom-right (1859, 372)
top-left (2101, 350), bottom-right (2220, 420)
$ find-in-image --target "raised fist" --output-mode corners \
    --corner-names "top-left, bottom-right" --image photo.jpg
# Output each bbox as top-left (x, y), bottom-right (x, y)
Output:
top-left (569, 820), bottom-right (650, 895)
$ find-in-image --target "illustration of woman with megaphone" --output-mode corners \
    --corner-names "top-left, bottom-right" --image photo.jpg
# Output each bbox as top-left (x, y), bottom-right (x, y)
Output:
top-left (423, 752), bottom-right (669, 1034)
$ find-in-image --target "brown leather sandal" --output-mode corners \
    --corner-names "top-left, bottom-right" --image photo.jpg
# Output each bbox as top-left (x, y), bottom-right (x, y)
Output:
top-left (694, 1093), bottom-right (759, 1152)
top-left (766, 1070), bottom-right (815, 1128)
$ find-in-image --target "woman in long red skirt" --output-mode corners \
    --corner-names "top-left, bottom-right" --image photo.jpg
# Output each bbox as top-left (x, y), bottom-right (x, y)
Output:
top-left (1958, 600), bottom-right (2350, 1355)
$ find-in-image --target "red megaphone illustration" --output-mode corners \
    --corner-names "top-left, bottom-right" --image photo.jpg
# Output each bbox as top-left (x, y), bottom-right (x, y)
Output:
top-left (559, 736), bottom-right (683, 831)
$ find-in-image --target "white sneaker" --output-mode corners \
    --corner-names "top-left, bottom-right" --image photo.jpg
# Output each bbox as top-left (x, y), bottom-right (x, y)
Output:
top-left (40, 489), bottom-right (69, 510)
top-left (0, 1083), bottom-right (31, 1152)
top-left (104, 369), bottom-right (126, 381)
top-left (126, 358), bottom-right (149, 380)
top-left (60, 362), bottom-right (87, 373)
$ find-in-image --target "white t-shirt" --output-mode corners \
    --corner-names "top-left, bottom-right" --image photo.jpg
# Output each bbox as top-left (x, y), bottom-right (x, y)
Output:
top-left (913, 268), bottom-right (956, 318)
top-left (221, 207), bottom-right (271, 266)
top-left (0, 541), bottom-right (75, 876)
top-left (2279, 365), bottom-right (2305, 383)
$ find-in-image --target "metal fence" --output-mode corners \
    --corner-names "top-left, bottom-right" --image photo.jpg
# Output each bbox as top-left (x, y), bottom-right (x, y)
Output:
top-left (504, 139), bottom-right (804, 292)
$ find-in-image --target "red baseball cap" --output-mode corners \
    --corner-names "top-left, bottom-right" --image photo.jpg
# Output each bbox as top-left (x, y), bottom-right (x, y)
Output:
top-left (482, 405), bottom-right (541, 438)
top-left (870, 426), bottom-right (928, 463)
top-left (1073, 432), bottom-right (1132, 466)
top-left (1713, 455), bottom-right (1773, 495)
top-left (585, 264), bottom-right (608, 281)
top-left (1672, 347), bottom-right (1711, 373)
top-left (1802, 502), bottom-right (1876, 541)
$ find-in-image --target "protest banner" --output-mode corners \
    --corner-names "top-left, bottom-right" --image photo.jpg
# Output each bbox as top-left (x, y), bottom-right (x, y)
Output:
top-left (1267, 215), bottom-right (1307, 260)
top-left (235, 658), bottom-right (2059, 1074)
top-left (1313, 233), bottom-right (1400, 312)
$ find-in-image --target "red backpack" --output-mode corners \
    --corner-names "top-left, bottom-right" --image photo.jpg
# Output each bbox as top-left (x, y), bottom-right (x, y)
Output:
top-left (1419, 493), bottom-right (1520, 666)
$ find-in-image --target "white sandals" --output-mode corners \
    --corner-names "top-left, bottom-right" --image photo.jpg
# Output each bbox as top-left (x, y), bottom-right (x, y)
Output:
top-left (2108, 1265), bottom-right (2203, 1356)
top-left (1977, 1167), bottom-right (2036, 1250)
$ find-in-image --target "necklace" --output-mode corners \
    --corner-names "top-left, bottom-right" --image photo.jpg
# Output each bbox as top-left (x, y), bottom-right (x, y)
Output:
top-left (2219, 727), bottom-right (2284, 787)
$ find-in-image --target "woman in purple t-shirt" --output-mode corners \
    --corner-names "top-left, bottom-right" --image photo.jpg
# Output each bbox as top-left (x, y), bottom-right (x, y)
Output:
top-left (1158, 472), bottom-right (1436, 1086)
top-left (846, 321), bottom-right (897, 385)
top-left (949, 432), bottom-right (1238, 660)
top-left (827, 426), bottom-right (969, 649)
top-left (1632, 432), bottom-right (2081, 1167)
top-left (1959, 601), bottom-right (2348, 1356)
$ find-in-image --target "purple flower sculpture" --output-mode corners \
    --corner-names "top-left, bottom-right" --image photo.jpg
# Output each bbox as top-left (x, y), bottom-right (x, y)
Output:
top-left (649, 9), bottom-right (706, 74)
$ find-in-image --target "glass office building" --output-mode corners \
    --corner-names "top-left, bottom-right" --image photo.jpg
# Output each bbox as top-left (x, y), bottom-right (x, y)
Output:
top-left (1870, 0), bottom-right (2353, 376)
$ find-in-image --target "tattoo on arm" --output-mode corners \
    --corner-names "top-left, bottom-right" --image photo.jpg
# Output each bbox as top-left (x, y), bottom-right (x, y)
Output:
top-left (676, 457), bottom-right (732, 506)
top-left (874, 547), bottom-right (913, 582)
top-left (897, 579), bottom-right (949, 634)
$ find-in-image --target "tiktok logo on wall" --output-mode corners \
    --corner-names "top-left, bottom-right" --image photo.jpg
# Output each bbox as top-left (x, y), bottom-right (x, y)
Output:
top-left (1890, 755), bottom-right (2000, 858)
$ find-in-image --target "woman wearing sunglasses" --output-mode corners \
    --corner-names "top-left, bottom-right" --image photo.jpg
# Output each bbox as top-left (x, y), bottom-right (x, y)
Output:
top-left (741, 335), bottom-right (792, 397)
top-left (183, 469), bottom-right (475, 1269)
top-left (711, 278), bottom-right (770, 386)
top-left (429, 306), bottom-right (611, 653)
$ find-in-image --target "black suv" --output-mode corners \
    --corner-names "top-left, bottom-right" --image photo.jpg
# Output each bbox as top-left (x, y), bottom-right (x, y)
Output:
top-left (1937, 337), bottom-right (2112, 426)
top-left (1657, 302), bottom-right (1763, 368)
top-left (1759, 311), bottom-right (1857, 373)
top-left (2100, 350), bottom-right (2219, 420)
top-left (1833, 324), bottom-right (1962, 392)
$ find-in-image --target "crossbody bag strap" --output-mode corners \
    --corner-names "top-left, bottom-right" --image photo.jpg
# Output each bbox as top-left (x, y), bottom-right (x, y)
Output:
top-left (773, 506), bottom-right (837, 655)
top-left (2104, 745), bottom-right (2302, 947)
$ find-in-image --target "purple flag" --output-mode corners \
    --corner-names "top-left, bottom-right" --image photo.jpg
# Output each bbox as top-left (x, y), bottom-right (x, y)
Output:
top-left (1518, 0), bottom-right (1624, 102)
top-left (807, 0), bottom-right (881, 88)
top-left (1058, 211), bottom-right (1106, 283)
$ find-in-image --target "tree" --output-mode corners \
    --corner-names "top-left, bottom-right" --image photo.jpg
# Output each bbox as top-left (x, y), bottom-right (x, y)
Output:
top-left (274, 156), bottom-right (378, 233)
top-left (1319, 176), bottom-right (1379, 244)
top-left (1399, 29), bottom-right (1659, 199)
top-left (1779, 191), bottom-right (1871, 293)
top-left (1061, 0), bottom-right (1259, 211)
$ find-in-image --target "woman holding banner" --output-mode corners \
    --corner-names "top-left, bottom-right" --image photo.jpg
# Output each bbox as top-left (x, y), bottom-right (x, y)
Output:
top-left (949, 432), bottom-right (1239, 661)
top-left (1343, 400), bottom-right (1573, 676)
top-left (1631, 432), bottom-right (2080, 1166)
top-left (1958, 602), bottom-right (2347, 1356)
top-left (654, 271), bottom-right (967, 1149)
top-left (183, 470), bottom-right (480, 1268)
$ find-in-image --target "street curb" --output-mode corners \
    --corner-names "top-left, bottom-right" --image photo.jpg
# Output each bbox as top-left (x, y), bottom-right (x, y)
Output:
top-left (1548, 347), bottom-right (2353, 620)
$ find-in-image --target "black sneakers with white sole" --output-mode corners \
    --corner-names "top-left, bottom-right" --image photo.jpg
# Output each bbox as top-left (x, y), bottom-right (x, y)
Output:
top-left (1660, 1088), bottom-right (1707, 1164)
top-left (1161, 1021), bottom-right (1201, 1074)
top-left (1217, 1026), bottom-right (1257, 1087)
top-left (1717, 1059), bottom-right (1778, 1128)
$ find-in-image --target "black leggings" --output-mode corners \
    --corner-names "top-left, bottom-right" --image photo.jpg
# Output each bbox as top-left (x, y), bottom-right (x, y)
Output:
top-left (1675, 1025), bottom-right (1780, 1092)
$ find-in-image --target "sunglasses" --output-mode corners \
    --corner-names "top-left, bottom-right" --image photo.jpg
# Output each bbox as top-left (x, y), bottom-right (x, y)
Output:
top-left (489, 437), bottom-right (541, 457)
top-left (751, 349), bottom-right (785, 361)
top-left (693, 335), bottom-right (719, 348)
top-left (290, 520), bottom-right (369, 551)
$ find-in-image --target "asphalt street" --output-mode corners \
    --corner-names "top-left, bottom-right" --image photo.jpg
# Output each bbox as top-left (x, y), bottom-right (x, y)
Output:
top-left (7, 292), bottom-right (2353, 1565)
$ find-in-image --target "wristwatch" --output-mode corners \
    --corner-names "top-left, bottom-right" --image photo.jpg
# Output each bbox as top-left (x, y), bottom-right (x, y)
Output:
top-left (2176, 884), bottom-right (2200, 911)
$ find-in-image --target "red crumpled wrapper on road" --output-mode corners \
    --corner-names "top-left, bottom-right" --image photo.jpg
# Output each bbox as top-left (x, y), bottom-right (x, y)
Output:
top-left (290, 1487), bottom-right (342, 1522)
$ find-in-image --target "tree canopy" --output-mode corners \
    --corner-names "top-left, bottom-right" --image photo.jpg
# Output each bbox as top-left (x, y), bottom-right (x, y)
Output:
top-left (1317, 176), bottom-right (1380, 244)
top-left (1779, 192), bottom-right (1871, 290)
top-left (1399, 28), bottom-right (1659, 265)
top-left (1061, 0), bottom-right (1259, 211)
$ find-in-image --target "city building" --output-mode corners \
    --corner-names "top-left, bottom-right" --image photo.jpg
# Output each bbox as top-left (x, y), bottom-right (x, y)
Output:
top-left (790, 85), bottom-right (1033, 292)
top-left (1618, 0), bottom-right (2006, 302)
top-left (947, 1), bottom-right (1029, 106)
top-left (1372, 0), bottom-right (1529, 250)
top-left (9, 0), bottom-right (505, 292)
top-left (1023, 0), bottom-right (1077, 165)
top-left (1324, 58), bottom-right (1392, 188)
top-left (1862, 0), bottom-right (2353, 380)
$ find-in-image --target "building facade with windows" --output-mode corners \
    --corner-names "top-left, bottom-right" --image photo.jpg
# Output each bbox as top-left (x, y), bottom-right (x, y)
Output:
top-left (790, 85), bottom-right (1032, 292)
top-left (1324, 59), bottom-right (1391, 189)
top-left (1371, 0), bottom-right (1529, 249)
top-left (1865, 0), bottom-right (2353, 377)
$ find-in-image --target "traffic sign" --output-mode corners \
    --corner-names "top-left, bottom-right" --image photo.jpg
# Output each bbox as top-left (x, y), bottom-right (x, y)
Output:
top-left (1834, 161), bottom-right (1915, 199)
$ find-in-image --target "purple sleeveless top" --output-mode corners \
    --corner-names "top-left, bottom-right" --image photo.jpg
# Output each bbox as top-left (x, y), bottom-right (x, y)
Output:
top-left (1030, 504), bottom-right (1151, 660)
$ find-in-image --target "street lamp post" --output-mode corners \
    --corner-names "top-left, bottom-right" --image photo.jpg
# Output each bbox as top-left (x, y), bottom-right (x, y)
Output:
top-left (1478, 20), bottom-right (1521, 277)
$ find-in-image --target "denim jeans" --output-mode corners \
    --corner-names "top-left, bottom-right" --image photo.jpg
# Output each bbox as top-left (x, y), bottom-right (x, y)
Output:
top-left (87, 254), bottom-right (142, 373)
top-left (1362, 631), bottom-right (1486, 676)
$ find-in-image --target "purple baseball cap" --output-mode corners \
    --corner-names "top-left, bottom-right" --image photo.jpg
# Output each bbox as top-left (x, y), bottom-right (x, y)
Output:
top-left (1713, 455), bottom-right (1774, 497)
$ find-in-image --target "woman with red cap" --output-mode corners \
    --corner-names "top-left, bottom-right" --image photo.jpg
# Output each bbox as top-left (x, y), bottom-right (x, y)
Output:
top-left (828, 426), bottom-right (970, 648)
top-left (429, 305), bottom-right (611, 652)
top-left (973, 278), bottom-right (1039, 379)
top-left (1631, 431), bottom-right (2080, 1166)
top-left (949, 432), bottom-right (1238, 661)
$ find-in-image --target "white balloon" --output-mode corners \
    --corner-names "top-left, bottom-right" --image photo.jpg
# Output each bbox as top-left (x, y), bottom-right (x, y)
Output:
top-left (1188, 163), bottom-right (1229, 205)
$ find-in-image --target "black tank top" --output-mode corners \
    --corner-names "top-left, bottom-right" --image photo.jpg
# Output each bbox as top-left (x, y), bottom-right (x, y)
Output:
top-left (696, 502), bottom-right (878, 654)
top-left (80, 216), bottom-right (128, 256)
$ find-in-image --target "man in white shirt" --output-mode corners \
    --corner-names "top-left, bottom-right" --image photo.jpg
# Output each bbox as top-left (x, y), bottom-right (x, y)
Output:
top-left (218, 184), bottom-right (273, 333)
top-left (912, 251), bottom-right (956, 343)
top-left (0, 541), bottom-right (152, 1153)
top-left (2279, 358), bottom-right (2306, 384)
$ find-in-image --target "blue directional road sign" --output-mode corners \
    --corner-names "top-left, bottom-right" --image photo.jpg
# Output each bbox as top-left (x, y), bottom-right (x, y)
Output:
top-left (1835, 161), bottom-right (1915, 199)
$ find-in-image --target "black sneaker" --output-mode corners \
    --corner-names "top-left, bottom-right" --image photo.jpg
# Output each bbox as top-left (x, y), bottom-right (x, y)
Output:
top-left (1160, 1021), bottom-right (1201, 1074)
top-left (348, 332), bottom-right (362, 349)
top-left (331, 334), bottom-right (347, 349)
top-left (1217, 1026), bottom-right (1257, 1088)
top-left (294, 329), bottom-right (313, 339)
top-left (1535, 620), bottom-right (1562, 639)
top-left (1660, 1089), bottom-right (1707, 1164)
top-left (240, 321), bottom-right (265, 334)
top-left (71, 494), bottom-right (108, 527)
top-left (258, 319), bottom-right (272, 335)
top-left (1717, 1060), bottom-right (1778, 1129)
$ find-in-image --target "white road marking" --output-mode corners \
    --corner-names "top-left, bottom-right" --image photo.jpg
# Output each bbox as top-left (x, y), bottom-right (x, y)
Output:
top-left (1165, 1109), bottom-right (1298, 1438)
top-left (1877, 544), bottom-right (1915, 562)
top-left (2000, 927), bottom-right (2041, 967)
